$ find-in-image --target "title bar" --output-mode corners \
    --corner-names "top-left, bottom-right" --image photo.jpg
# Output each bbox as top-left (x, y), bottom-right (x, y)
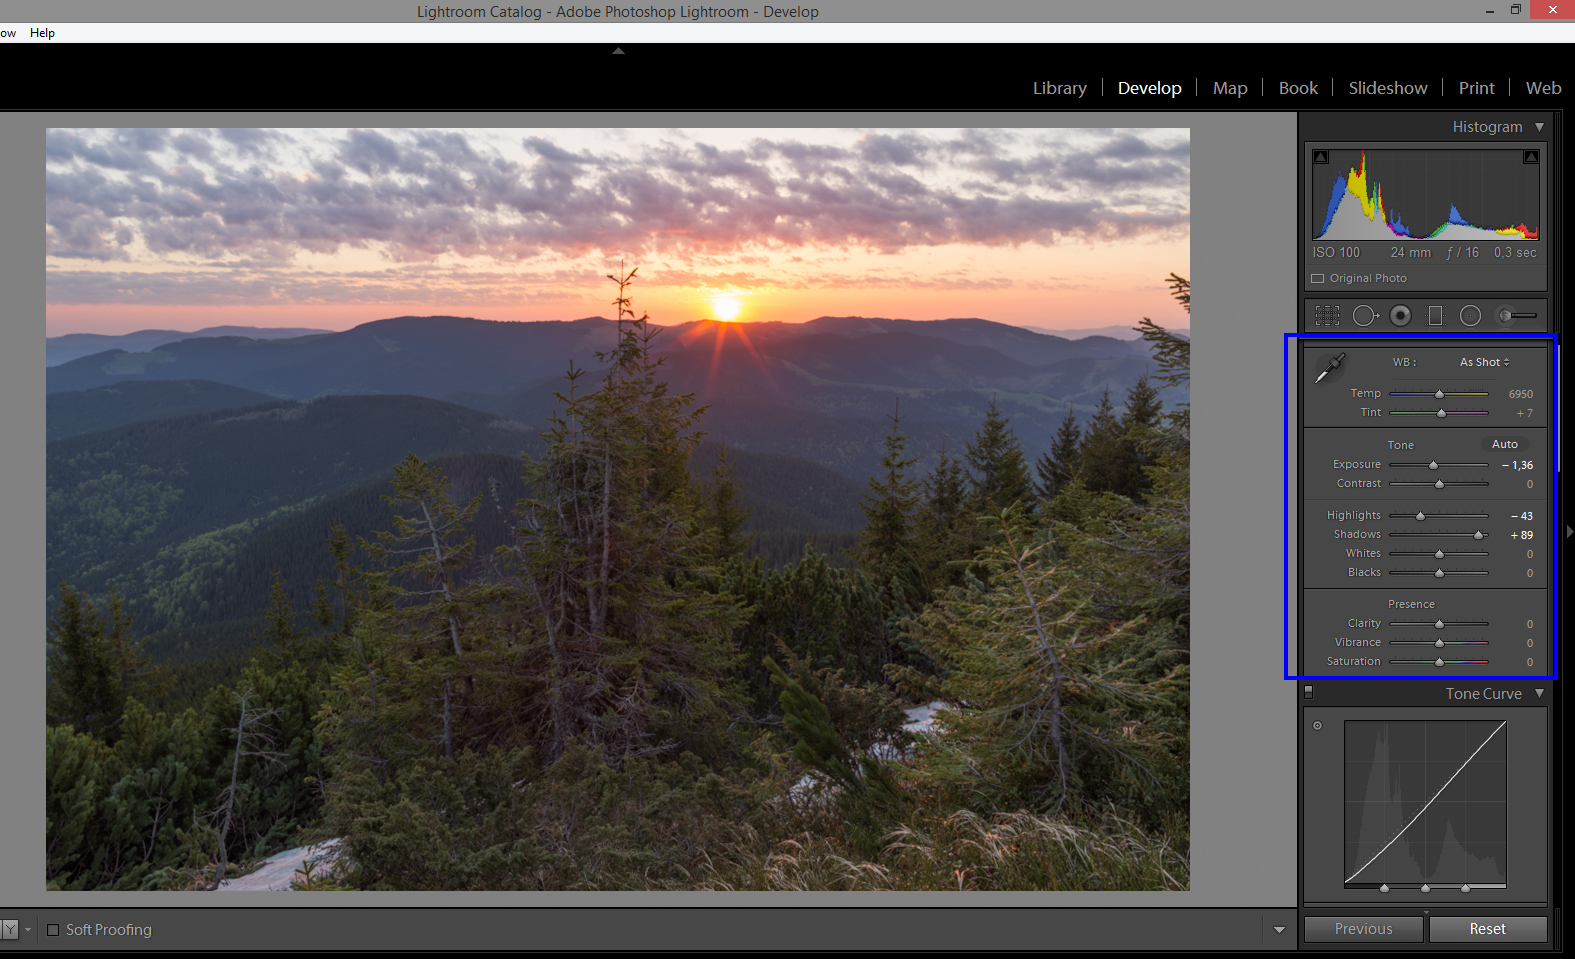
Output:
top-left (2, 0), bottom-right (1575, 23)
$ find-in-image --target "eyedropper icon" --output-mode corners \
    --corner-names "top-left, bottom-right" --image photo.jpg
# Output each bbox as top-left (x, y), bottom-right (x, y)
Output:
top-left (1315, 351), bottom-right (1346, 384)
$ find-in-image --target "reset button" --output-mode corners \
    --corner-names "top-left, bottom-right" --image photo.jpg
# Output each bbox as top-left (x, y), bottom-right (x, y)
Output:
top-left (1429, 916), bottom-right (1547, 942)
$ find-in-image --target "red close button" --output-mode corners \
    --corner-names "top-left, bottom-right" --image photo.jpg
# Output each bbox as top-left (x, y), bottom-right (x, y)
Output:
top-left (1531, 1), bottom-right (1575, 17)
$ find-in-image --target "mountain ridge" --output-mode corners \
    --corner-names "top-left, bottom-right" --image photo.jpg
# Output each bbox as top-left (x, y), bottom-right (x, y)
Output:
top-left (47, 313), bottom-right (1152, 401)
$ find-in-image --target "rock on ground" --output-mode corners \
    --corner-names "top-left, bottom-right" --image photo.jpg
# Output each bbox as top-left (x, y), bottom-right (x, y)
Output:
top-left (216, 839), bottom-right (345, 891)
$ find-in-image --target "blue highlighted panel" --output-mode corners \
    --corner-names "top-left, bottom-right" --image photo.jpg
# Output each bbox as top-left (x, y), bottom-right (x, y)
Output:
top-left (1285, 332), bottom-right (1559, 680)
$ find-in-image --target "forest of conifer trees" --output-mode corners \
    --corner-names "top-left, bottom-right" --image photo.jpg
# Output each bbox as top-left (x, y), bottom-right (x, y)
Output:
top-left (46, 270), bottom-right (1191, 892)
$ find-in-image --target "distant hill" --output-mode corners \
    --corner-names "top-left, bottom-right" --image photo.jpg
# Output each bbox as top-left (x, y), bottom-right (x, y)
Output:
top-left (46, 314), bottom-right (1150, 399)
top-left (45, 316), bottom-right (625, 398)
top-left (798, 316), bottom-right (1144, 363)
top-left (1021, 324), bottom-right (1190, 341)
top-left (47, 326), bottom-right (333, 366)
top-left (662, 316), bottom-right (1145, 366)
top-left (691, 440), bottom-right (865, 534)
top-left (466, 369), bottom-right (985, 483)
top-left (45, 314), bottom-right (1178, 483)
top-left (47, 379), bottom-right (283, 442)
top-left (47, 393), bottom-right (538, 635)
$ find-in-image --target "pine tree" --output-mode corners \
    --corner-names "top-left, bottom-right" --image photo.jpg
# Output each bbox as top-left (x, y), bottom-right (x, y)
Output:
top-left (915, 443), bottom-right (971, 590)
top-left (46, 583), bottom-right (163, 742)
top-left (857, 399), bottom-right (923, 603)
top-left (765, 652), bottom-right (904, 808)
top-left (261, 571), bottom-right (306, 666)
top-left (892, 507), bottom-right (1179, 814)
top-left (1106, 374), bottom-right (1161, 501)
top-left (965, 397), bottom-right (1034, 514)
top-left (319, 455), bottom-right (488, 765)
top-left (703, 441), bottom-right (755, 563)
top-left (1035, 406), bottom-right (1082, 502)
top-left (1122, 374), bottom-right (1163, 435)
top-left (1134, 273), bottom-right (1191, 445)
top-left (1076, 388), bottom-right (1124, 497)
top-left (494, 265), bottom-right (747, 763)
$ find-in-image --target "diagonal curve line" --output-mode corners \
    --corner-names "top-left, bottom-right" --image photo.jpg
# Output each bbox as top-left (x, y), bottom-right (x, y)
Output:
top-left (1345, 720), bottom-right (1507, 884)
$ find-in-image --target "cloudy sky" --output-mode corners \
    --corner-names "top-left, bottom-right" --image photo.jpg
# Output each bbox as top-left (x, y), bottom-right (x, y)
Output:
top-left (45, 127), bottom-right (1190, 336)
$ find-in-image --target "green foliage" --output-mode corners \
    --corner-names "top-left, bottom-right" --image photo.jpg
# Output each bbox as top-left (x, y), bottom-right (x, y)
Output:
top-left (46, 724), bottom-right (114, 888)
top-left (1135, 272), bottom-right (1192, 441)
top-left (964, 397), bottom-right (1034, 516)
top-left (320, 269), bottom-right (748, 780)
top-left (322, 741), bottom-right (761, 890)
top-left (763, 651), bottom-right (907, 855)
top-left (47, 584), bottom-right (166, 742)
top-left (45, 268), bottom-right (1193, 893)
top-left (1035, 406), bottom-right (1082, 502)
top-left (289, 852), bottom-right (357, 891)
top-left (914, 444), bottom-right (971, 591)
top-left (1074, 376), bottom-right (1165, 503)
top-left (765, 655), bottom-right (859, 789)
top-left (489, 269), bottom-right (749, 765)
top-left (713, 545), bottom-right (906, 714)
top-left (317, 454), bottom-right (490, 766)
top-left (892, 507), bottom-right (1187, 822)
top-left (700, 441), bottom-right (755, 563)
top-left (746, 529), bottom-right (857, 570)
top-left (858, 401), bottom-right (920, 560)
top-left (766, 644), bottom-right (910, 758)
top-left (46, 653), bottom-right (328, 892)
top-left (1072, 388), bottom-right (1124, 499)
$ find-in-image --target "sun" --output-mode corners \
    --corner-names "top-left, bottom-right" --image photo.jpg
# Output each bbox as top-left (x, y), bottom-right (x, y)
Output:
top-left (709, 296), bottom-right (743, 321)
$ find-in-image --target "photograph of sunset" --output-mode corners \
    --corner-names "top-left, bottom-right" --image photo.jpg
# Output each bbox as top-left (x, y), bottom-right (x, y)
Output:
top-left (46, 126), bottom-right (1191, 892)
top-left (45, 127), bottom-right (1188, 335)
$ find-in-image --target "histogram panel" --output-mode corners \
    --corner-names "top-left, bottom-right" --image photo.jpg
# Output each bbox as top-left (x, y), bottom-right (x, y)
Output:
top-left (1314, 150), bottom-right (1540, 241)
top-left (1343, 720), bottom-right (1508, 888)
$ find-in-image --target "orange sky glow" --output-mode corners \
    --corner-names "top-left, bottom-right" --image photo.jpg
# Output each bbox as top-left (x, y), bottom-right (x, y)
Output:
top-left (47, 128), bottom-right (1190, 336)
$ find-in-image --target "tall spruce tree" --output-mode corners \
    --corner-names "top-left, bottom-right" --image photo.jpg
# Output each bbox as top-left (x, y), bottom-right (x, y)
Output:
top-left (857, 398), bottom-right (924, 604)
top-left (1075, 388), bottom-right (1124, 497)
top-left (1035, 406), bottom-right (1083, 502)
top-left (915, 443), bottom-right (971, 590)
top-left (703, 441), bottom-right (755, 563)
top-left (492, 266), bottom-right (747, 763)
top-left (1112, 374), bottom-right (1165, 501)
top-left (316, 453), bottom-right (488, 766)
top-left (965, 397), bottom-right (1034, 515)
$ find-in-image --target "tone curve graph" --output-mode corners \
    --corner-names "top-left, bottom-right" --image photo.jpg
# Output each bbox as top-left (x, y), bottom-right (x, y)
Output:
top-left (1344, 720), bottom-right (1508, 888)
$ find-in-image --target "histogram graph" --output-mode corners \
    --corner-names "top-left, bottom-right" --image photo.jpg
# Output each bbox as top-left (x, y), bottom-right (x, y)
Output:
top-left (1343, 720), bottom-right (1508, 890)
top-left (1313, 149), bottom-right (1540, 241)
